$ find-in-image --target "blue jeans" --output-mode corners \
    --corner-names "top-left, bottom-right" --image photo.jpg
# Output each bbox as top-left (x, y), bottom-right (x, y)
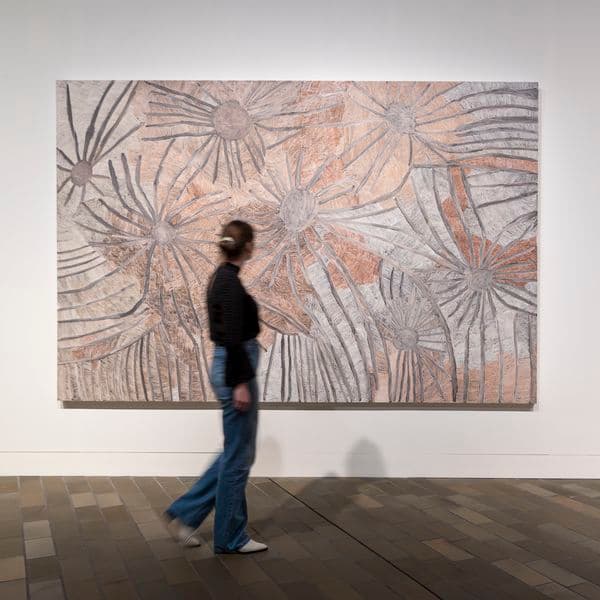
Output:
top-left (165, 339), bottom-right (260, 553)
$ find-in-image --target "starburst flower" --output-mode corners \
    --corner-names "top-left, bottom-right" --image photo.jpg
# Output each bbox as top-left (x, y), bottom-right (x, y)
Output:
top-left (376, 263), bottom-right (456, 403)
top-left (142, 80), bottom-right (341, 187)
top-left (384, 165), bottom-right (537, 403)
top-left (59, 142), bottom-right (229, 402)
top-left (56, 81), bottom-right (141, 209)
top-left (239, 150), bottom-right (405, 403)
top-left (340, 81), bottom-right (538, 193)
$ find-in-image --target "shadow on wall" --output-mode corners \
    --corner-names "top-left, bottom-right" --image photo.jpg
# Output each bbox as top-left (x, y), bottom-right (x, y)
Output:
top-left (255, 435), bottom-right (387, 479)
top-left (345, 438), bottom-right (387, 478)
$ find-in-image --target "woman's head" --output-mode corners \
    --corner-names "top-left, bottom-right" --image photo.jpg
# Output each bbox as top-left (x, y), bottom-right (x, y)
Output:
top-left (218, 220), bottom-right (254, 261)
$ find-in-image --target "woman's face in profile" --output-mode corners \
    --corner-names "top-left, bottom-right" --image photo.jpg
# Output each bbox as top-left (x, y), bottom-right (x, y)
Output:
top-left (245, 240), bottom-right (254, 260)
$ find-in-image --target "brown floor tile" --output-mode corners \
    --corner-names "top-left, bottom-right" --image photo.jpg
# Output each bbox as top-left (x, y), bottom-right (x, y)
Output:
top-left (159, 557), bottom-right (200, 585)
top-left (21, 507), bottom-right (49, 522)
top-left (63, 578), bottom-right (103, 600)
top-left (351, 579), bottom-right (402, 600)
top-left (147, 538), bottom-right (183, 561)
top-left (316, 577), bottom-right (363, 600)
top-left (280, 581), bottom-right (327, 599)
top-left (0, 555), bottom-right (25, 582)
top-left (137, 520), bottom-right (170, 542)
top-left (70, 493), bottom-right (96, 509)
top-left (536, 582), bottom-right (584, 599)
top-left (539, 522), bottom-right (591, 544)
top-left (253, 557), bottom-right (302, 584)
top-left (0, 578), bottom-right (27, 599)
top-left (0, 537), bottom-right (23, 560)
top-left (52, 534), bottom-right (85, 560)
top-left (47, 506), bottom-right (76, 524)
top-left (322, 557), bottom-right (375, 586)
top-left (102, 505), bottom-right (131, 524)
top-left (135, 580), bottom-right (178, 600)
top-left (449, 506), bottom-right (492, 525)
top-left (92, 558), bottom-right (129, 585)
top-left (80, 519), bottom-right (110, 541)
top-left (266, 533), bottom-right (311, 561)
top-left (88, 478), bottom-right (115, 494)
top-left (571, 582), bottom-right (600, 600)
top-left (101, 580), bottom-right (140, 599)
top-left (0, 478), bottom-right (19, 494)
top-left (19, 492), bottom-right (44, 508)
top-left (96, 493), bottom-right (123, 509)
top-left (0, 520), bottom-right (23, 538)
top-left (171, 580), bottom-right (212, 599)
top-left (125, 557), bottom-right (165, 585)
top-left (26, 556), bottom-right (62, 581)
top-left (129, 509), bottom-right (159, 525)
top-left (25, 538), bottom-right (56, 559)
top-left (28, 578), bottom-right (65, 600)
top-left (109, 521), bottom-right (142, 541)
top-left (516, 538), bottom-right (569, 563)
top-left (245, 579), bottom-right (288, 599)
top-left (74, 506), bottom-right (103, 523)
top-left (64, 478), bottom-right (90, 493)
top-left (0, 510), bottom-right (20, 526)
top-left (120, 493), bottom-right (150, 509)
top-left (190, 557), bottom-right (244, 597)
top-left (527, 559), bottom-right (586, 586)
top-left (117, 538), bottom-right (154, 562)
top-left (23, 520), bottom-right (52, 540)
top-left (60, 554), bottom-right (94, 582)
top-left (493, 557), bottom-right (551, 586)
top-left (220, 555), bottom-right (270, 586)
top-left (44, 493), bottom-right (70, 509)
top-left (424, 538), bottom-right (474, 561)
top-left (555, 558), bottom-right (600, 586)
top-left (483, 521), bottom-right (528, 542)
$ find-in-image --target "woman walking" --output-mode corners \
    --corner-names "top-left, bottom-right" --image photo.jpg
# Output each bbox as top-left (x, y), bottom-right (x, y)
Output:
top-left (163, 220), bottom-right (267, 554)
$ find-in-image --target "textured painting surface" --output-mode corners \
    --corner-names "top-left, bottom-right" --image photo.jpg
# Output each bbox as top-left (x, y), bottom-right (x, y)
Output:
top-left (57, 81), bottom-right (538, 407)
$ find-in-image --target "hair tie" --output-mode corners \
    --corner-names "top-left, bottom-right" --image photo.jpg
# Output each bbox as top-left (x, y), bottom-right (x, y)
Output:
top-left (220, 236), bottom-right (235, 243)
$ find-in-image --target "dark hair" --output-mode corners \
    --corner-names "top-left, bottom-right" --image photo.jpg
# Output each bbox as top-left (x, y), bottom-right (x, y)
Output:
top-left (218, 220), bottom-right (254, 260)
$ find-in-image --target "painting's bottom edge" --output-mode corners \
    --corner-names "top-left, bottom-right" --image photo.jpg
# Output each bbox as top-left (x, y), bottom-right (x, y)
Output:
top-left (61, 401), bottom-right (535, 411)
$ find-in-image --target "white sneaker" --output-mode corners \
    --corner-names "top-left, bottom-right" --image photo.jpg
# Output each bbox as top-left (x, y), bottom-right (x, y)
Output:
top-left (237, 539), bottom-right (268, 554)
top-left (165, 516), bottom-right (201, 548)
top-left (176, 525), bottom-right (202, 548)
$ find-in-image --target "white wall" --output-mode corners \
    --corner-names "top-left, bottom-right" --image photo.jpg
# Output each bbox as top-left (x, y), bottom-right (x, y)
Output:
top-left (1, 0), bottom-right (599, 478)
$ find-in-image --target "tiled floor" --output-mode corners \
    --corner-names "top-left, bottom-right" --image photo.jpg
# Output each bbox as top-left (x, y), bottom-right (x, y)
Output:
top-left (2, 477), bottom-right (600, 599)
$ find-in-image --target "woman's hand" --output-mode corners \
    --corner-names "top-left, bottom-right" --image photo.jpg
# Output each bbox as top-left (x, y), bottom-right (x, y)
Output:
top-left (233, 383), bottom-right (251, 412)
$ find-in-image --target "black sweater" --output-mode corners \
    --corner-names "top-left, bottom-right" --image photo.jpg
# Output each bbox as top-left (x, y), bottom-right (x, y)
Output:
top-left (207, 262), bottom-right (260, 386)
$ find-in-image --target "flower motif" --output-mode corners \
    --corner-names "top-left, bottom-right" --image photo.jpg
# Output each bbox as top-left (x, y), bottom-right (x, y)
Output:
top-left (57, 81), bottom-right (141, 210)
top-left (386, 165), bottom-right (537, 403)
top-left (340, 81), bottom-right (538, 193)
top-left (143, 81), bottom-right (341, 187)
top-left (240, 150), bottom-right (395, 402)
top-left (376, 263), bottom-right (456, 403)
top-left (59, 142), bottom-right (227, 402)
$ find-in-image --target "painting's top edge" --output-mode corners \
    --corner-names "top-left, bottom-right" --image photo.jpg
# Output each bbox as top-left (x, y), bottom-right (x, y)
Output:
top-left (55, 79), bottom-right (539, 85)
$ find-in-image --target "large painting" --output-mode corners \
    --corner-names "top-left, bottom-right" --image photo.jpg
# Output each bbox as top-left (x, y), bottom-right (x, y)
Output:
top-left (57, 81), bottom-right (538, 408)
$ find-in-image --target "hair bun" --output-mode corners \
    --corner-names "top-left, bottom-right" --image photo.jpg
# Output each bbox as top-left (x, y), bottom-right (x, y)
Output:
top-left (219, 236), bottom-right (236, 247)
top-left (217, 221), bottom-right (253, 259)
